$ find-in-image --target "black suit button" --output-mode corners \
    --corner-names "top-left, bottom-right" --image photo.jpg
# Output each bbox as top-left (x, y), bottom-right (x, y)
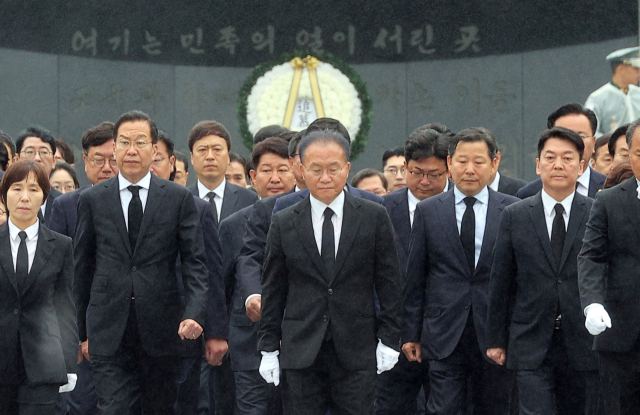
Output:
top-left (323, 315), bottom-right (328, 322)
top-left (557, 279), bottom-right (562, 284)
top-left (464, 305), bottom-right (470, 310)
top-left (132, 266), bottom-right (137, 272)
top-left (13, 309), bottom-right (18, 315)
top-left (328, 289), bottom-right (333, 295)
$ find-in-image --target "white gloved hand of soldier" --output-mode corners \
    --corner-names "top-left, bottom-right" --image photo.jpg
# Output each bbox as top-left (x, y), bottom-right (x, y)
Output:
top-left (259, 350), bottom-right (280, 386)
top-left (59, 373), bottom-right (77, 393)
top-left (585, 303), bottom-right (612, 336)
top-left (376, 339), bottom-right (400, 374)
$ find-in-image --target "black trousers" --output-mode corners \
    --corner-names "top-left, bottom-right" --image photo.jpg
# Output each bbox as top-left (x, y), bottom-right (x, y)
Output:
top-left (427, 312), bottom-right (512, 415)
top-left (90, 301), bottom-right (179, 415)
top-left (281, 340), bottom-right (376, 415)
top-left (516, 328), bottom-right (599, 415)
top-left (598, 332), bottom-right (640, 415)
top-left (375, 351), bottom-right (430, 415)
top-left (209, 354), bottom-right (238, 415)
top-left (234, 369), bottom-right (282, 415)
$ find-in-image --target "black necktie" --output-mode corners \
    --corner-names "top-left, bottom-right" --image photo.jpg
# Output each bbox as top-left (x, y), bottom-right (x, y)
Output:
top-left (550, 203), bottom-right (566, 270)
top-left (207, 192), bottom-right (219, 226)
top-left (16, 231), bottom-right (28, 291)
top-left (321, 208), bottom-right (335, 277)
top-left (461, 197), bottom-right (476, 275)
top-left (128, 185), bottom-right (143, 249)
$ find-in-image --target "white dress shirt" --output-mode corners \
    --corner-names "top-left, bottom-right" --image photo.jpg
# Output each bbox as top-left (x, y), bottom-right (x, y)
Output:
top-left (118, 172), bottom-right (151, 230)
top-left (407, 189), bottom-right (421, 227)
top-left (489, 171), bottom-right (501, 192)
top-left (576, 166), bottom-right (591, 197)
top-left (40, 200), bottom-right (47, 219)
top-left (540, 189), bottom-right (573, 239)
top-left (198, 179), bottom-right (225, 220)
top-left (8, 218), bottom-right (39, 272)
top-left (454, 186), bottom-right (489, 268)
top-left (309, 190), bottom-right (345, 258)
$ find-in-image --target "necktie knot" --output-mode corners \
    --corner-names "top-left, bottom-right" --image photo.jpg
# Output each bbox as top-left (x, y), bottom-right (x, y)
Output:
top-left (464, 197), bottom-right (476, 209)
top-left (323, 207), bottom-right (334, 220)
top-left (207, 192), bottom-right (216, 202)
top-left (18, 231), bottom-right (27, 243)
top-left (128, 185), bottom-right (140, 197)
top-left (554, 203), bottom-right (565, 216)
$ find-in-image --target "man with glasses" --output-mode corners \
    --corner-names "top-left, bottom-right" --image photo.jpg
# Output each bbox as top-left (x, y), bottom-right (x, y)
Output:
top-left (517, 103), bottom-right (606, 199)
top-left (74, 110), bottom-right (208, 415)
top-left (378, 125), bottom-right (452, 415)
top-left (382, 146), bottom-right (407, 192)
top-left (14, 125), bottom-right (60, 226)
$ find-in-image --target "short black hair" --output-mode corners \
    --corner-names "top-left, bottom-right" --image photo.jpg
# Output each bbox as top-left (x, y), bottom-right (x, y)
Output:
top-left (594, 133), bottom-right (611, 160)
top-left (0, 131), bottom-right (16, 159)
top-left (351, 168), bottom-right (388, 190)
top-left (382, 146), bottom-right (405, 169)
top-left (306, 118), bottom-right (351, 143)
top-left (626, 118), bottom-right (640, 149)
top-left (547, 103), bottom-right (598, 137)
top-left (50, 162), bottom-right (80, 190)
top-left (55, 139), bottom-right (75, 164)
top-left (449, 128), bottom-right (498, 159)
top-left (405, 129), bottom-right (450, 164)
top-left (230, 152), bottom-right (247, 167)
top-left (253, 125), bottom-right (290, 145)
top-left (537, 126), bottom-right (585, 160)
top-left (0, 141), bottom-right (9, 171)
top-left (609, 123), bottom-right (630, 157)
top-left (1, 160), bottom-right (50, 206)
top-left (188, 120), bottom-right (231, 152)
top-left (81, 122), bottom-right (115, 153)
top-left (157, 130), bottom-right (175, 158)
top-left (174, 151), bottom-right (189, 173)
top-left (114, 110), bottom-right (158, 144)
top-left (288, 129), bottom-right (306, 158)
top-left (251, 138), bottom-right (289, 170)
top-left (410, 122), bottom-right (454, 137)
top-left (16, 125), bottom-right (57, 155)
top-left (299, 129), bottom-right (350, 165)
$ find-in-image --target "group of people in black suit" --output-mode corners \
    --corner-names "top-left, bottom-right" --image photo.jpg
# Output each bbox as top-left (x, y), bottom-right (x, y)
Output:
top-left (2, 101), bottom-right (640, 415)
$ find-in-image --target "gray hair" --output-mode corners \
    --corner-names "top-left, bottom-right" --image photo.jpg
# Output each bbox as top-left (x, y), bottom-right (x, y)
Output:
top-left (298, 129), bottom-right (351, 165)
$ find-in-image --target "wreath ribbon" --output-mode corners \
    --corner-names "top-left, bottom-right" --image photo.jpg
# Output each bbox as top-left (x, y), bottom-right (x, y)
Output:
top-left (283, 55), bottom-right (325, 128)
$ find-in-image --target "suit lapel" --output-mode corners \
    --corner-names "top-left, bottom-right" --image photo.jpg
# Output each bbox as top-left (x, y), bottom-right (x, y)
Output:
top-left (135, 176), bottom-right (166, 255)
top-left (332, 194), bottom-right (362, 284)
top-left (559, 194), bottom-right (586, 271)
top-left (21, 225), bottom-right (55, 295)
top-left (106, 179), bottom-right (133, 257)
top-left (476, 189), bottom-right (505, 274)
top-left (394, 189), bottom-right (412, 256)
top-left (528, 193), bottom-right (556, 271)
top-left (0, 224), bottom-right (18, 295)
top-left (291, 197), bottom-right (329, 282)
top-left (438, 191), bottom-right (468, 274)
top-left (220, 183), bottom-right (238, 221)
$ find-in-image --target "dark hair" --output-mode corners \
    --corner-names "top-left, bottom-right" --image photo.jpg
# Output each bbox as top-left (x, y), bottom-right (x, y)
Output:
top-left (279, 131), bottom-right (297, 142)
top-left (405, 128), bottom-right (450, 164)
top-left (0, 142), bottom-right (8, 171)
top-left (251, 137), bottom-right (289, 170)
top-left (626, 118), bottom-right (640, 149)
top-left (351, 168), bottom-right (388, 189)
top-left (299, 129), bottom-right (350, 164)
top-left (253, 125), bottom-right (290, 145)
top-left (188, 120), bottom-right (231, 152)
top-left (0, 131), bottom-right (16, 159)
top-left (593, 134), bottom-right (611, 160)
top-left (55, 139), bottom-right (75, 164)
top-left (16, 125), bottom-right (57, 155)
top-left (230, 152), bottom-right (247, 166)
top-left (609, 124), bottom-right (630, 157)
top-left (114, 110), bottom-right (158, 144)
top-left (306, 118), bottom-right (351, 143)
top-left (157, 131), bottom-right (175, 157)
top-left (288, 129), bottom-right (306, 158)
top-left (50, 162), bottom-right (80, 190)
top-left (81, 122), bottom-right (115, 153)
top-left (411, 122), bottom-right (454, 137)
top-left (174, 151), bottom-right (189, 173)
top-left (382, 146), bottom-right (405, 169)
top-left (604, 161), bottom-right (634, 189)
top-left (536, 127), bottom-right (585, 160)
top-left (1, 159), bottom-right (50, 207)
top-left (449, 127), bottom-right (498, 159)
top-left (547, 103), bottom-right (598, 137)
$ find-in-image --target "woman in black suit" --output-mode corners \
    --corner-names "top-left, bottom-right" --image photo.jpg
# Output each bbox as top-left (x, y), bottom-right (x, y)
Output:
top-left (0, 160), bottom-right (77, 414)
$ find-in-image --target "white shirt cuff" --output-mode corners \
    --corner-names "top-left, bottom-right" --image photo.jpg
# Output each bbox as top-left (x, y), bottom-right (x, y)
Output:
top-left (245, 294), bottom-right (261, 308)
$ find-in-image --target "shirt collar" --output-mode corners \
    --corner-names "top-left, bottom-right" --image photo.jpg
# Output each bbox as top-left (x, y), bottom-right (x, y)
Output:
top-left (118, 171), bottom-right (151, 191)
top-left (198, 178), bottom-right (226, 199)
top-left (407, 188), bottom-right (421, 214)
top-left (8, 217), bottom-right (39, 242)
top-left (636, 178), bottom-right (640, 199)
top-left (540, 188), bottom-right (574, 217)
top-left (489, 171), bottom-right (501, 192)
top-left (577, 166), bottom-right (591, 190)
top-left (310, 189), bottom-right (345, 220)
top-left (454, 185), bottom-right (489, 206)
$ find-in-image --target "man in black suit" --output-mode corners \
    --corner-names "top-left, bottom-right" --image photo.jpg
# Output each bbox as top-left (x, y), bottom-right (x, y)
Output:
top-left (378, 125), bottom-right (451, 414)
top-left (49, 121), bottom-right (117, 415)
top-left (403, 128), bottom-right (518, 414)
top-left (578, 117), bottom-right (640, 415)
top-left (487, 127), bottom-right (599, 415)
top-left (258, 129), bottom-right (402, 414)
top-left (478, 128), bottom-right (528, 197)
top-left (13, 125), bottom-right (62, 225)
top-left (517, 103), bottom-right (606, 199)
top-left (74, 110), bottom-right (208, 415)
top-left (222, 137), bottom-right (295, 414)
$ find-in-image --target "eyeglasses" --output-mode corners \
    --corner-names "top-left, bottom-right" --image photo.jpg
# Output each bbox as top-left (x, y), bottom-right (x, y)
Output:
top-left (408, 170), bottom-right (447, 181)
top-left (303, 163), bottom-right (348, 178)
top-left (384, 166), bottom-right (405, 175)
top-left (53, 184), bottom-right (77, 193)
top-left (578, 133), bottom-right (593, 140)
top-left (116, 140), bottom-right (152, 150)
top-left (87, 156), bottom-right (118, 168)
top-left (21, 149), bottom-right (53, 159)
top-left (152, 156), bottom-right (166, 165)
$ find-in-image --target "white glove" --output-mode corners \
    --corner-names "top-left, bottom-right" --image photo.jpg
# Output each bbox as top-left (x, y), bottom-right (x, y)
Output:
top-left (259, 351), bottom-right (280, 386)
top-left (59, 373), bottom-right (77, 393)
top-left (585, 303), bottom-right (612, 336)
top-left (376, 339), bottom-right (400, 374)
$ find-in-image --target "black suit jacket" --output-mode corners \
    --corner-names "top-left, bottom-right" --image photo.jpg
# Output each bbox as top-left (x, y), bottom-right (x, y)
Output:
top-left (272, 183), bottom-right (383, 214)
top-left (487, 193), bottom-right (597, 371)
top-left (38, 187), bottom-right (62, 227)
top-left (382, 188), bottom-right (412, 279)
top-left (258, 192), bottom-right (402, 371)
top-left (74, 174), bottom-right (208, 357)
top-left (189, 181), bottom-right (258, 222)
top-left (516, 167), bottom-right (606, 199)
top-left (49, 186), bottom-right (90, 239)
top-left (0, 223), bottom-right (77, 385)
top-left (497, 173), bottom-right (527, 197)
top-left (403, 188), bottom-right (518, 361)
top-left (578, 177), bottom-right (640, 352)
